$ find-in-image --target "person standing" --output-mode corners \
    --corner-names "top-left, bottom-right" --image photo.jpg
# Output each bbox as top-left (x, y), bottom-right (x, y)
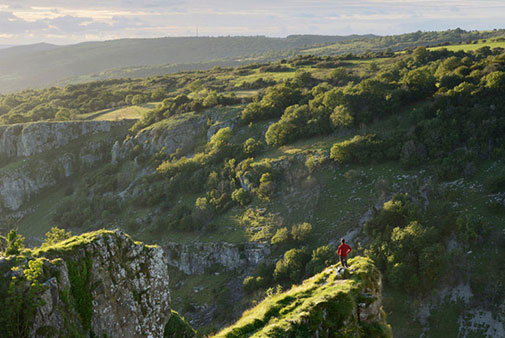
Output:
top-left (337, 238), bottom-right (352, 269)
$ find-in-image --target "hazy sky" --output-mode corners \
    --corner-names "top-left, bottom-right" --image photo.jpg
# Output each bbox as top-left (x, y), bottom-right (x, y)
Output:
top-left (1, 0), bottom-right (504, 45)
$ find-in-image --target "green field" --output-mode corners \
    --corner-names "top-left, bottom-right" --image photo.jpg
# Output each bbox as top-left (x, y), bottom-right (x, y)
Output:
top-left (78, 102), bottom-right (159, 121)
top-left (429, 36), bottom-right (505, 52)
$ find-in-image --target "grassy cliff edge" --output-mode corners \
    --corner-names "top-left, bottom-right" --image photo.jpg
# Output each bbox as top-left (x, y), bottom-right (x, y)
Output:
top-left (215, 256), bottom-right (392, 338)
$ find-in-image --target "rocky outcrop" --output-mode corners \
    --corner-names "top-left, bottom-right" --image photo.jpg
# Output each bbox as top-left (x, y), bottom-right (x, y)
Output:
top-left (0, 229), bottom-right (171, 337)
top-left (164, 241), bottom-right (271, 275)
top-left (0, 120), bottom-right (132, 159)
top-left (112, 112), bottom-right (207, 163)
top-left (0, 121), bottom-right (130, 212)
top-left (215, 256), bottom-right (391, 337)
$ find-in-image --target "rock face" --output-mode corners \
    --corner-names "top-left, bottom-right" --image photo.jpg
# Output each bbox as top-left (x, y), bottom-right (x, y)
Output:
top-left (215, 256), bottom-right (391, 338)
top-left (112, 112), bottom-right (207, 163)
top-left (0, 229), bottom-right (171, 337)
top-left (164, 241), bottom-right (271, 275)
top-left (0, 120), bottom-right (131, 159)
top-left (0, 121), bottom-right (131, 212)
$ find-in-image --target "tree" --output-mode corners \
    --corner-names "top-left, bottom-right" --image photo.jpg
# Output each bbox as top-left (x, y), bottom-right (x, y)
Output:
top-left (271, 227), bottom-right (290, 245)
top-left (274, 248), bottom-right (310, 284)
top-left (232, 188), bottom-right (252, 206)
top-left (329, 105), bottom-right (353, 128)
top-left (402, 67), bottom-right (436, 99)
top-left (54, 108), bottom-right (75, 121)
top-left (306, 245), bottom-right (338, 276)
top-left (4, 230), bottom-right (24, 256)
top-left (291, 223), bottom-right (312, 242)
top-left (41, 227), bottom-right (72, 248)
top-left (329, 67), bottom-right (352, 86)
top-left (484, 71), bottom-right (505, 91)
top-left (243, 137), bottom-right (263, 156)
top-left (412, 46), bottom-right (430, 64)
top-left (131, 94), bottom-right (145, 105)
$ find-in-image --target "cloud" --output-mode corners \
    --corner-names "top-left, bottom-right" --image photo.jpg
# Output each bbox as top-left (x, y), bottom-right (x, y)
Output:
top-left (0, 1), bottom-right (504, 44)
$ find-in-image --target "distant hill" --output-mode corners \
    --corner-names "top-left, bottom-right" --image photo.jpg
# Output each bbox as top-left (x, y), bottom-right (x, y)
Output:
top-left (1, 29), bottom-right (504, 93)
top-left (0, 35), bottom-right (365, 93)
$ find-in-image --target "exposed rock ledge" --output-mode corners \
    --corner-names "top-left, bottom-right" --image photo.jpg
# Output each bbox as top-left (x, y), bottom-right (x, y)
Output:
top-left (0, 229), bottom-right (171, 337)
top-left (0, 120), bottom-right (132, 159)
top-left (164, 241), bottom-right (271, 275)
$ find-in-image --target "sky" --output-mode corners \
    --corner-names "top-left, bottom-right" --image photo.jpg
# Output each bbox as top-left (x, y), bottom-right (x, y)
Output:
top-left (0, 0), bottom-right (504, 45)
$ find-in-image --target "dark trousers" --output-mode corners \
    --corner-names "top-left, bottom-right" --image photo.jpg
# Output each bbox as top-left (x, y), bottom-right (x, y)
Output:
top-left (340, 255), bottom-right (349, 268)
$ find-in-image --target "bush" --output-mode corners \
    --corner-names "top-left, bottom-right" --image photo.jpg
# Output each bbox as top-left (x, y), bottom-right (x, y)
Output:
top-left (257, 173), bottom-right (275, 201)
top-left (329, 105), bottom-right (353, 128)
top-left (243, 137), bottom-right (263, 156)
top-left (306, 245), bottom-right (338, 276)
top-left (274, 248), bottom-right (310, 284)
top-left (291, 222), bottom-right (312, 242)
top-left (241, 83), bottom-right (302, 123)
top-left (330, 134), bottom-right (397, 165)
top-left (242, 276), bottom-right (257, 294)
top-left (41, 227), bottom-right (72, 248)
top-left (270, 227), bottom-right (291, 246)
top-left (4, 230), bottom-right (24, 256)
top-left (232, 188), bottom-right (252, 206)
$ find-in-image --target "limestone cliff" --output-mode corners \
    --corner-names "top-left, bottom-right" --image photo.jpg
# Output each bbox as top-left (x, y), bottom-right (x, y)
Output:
top-left (214, 256), bottom-right (392, 338)
top-left (164, 241), bottom-right (270, 275)
top-left (112, 112), bottom-right (207, 163)
top-left (0, 120), bottom-right (131, 213)
top-left (0, 229), bottom-right (171, 337)
top-left (0, 120), bottom-right (132, 159)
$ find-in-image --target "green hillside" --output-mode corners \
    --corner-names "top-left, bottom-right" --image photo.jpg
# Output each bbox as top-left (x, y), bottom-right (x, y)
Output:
top-left (0, 35), bottom-right (366, 93)
top-left (429, 35), bottom-right (505, 52)
top-left (1, 41), bottom-right (505, 336)
top-left (215, 257), bottom-right (391, 337)
top-left (1, 29), bottom-right (504, 94)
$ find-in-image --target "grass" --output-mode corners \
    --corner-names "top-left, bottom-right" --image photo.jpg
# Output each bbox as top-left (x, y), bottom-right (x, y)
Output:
top-left (428, 37), bottom-right (505, 52)
top-left (140, 111), bottom-right (200, 132)
top-left (77, 102), bottom-right (159, 121)
top-left (214, 256), bottom-right (390, 337)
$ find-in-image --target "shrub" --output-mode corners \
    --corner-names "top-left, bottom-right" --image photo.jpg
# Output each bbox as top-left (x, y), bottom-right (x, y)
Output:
top-left (242, 276), bottom-right (257, 294)
top-left (270, 228), bottom-right (291, 246)
top-left (329, 105), bottom-right (353, 128)
top-left (257, 173), bottom-right (275, 201)
top-left (232, 188), bottom-right (252, 206)
top-left (243, 137), bottom-right (263, 156)
top-left (41, 227), bottom-right (72, 248)
top-left (241, 83), bottom-right (302, 123)
top-left (306, 245), bottom-right (338, 276)
top-left (330, 134), bottom-right (396, 165)
top-left (291, 222), bottom-right (312, 242)
top-left (274, 248), bottom-right (310, 284)
top-left (4, 230), bottom-right (24, 256)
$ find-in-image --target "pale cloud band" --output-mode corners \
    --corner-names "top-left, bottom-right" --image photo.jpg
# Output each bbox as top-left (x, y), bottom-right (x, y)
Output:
top-left (0, 0), bottom-right (504, 45)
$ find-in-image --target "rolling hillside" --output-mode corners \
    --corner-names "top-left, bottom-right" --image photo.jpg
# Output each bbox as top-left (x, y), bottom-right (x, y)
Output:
top-left (1, 42), bottom-right (505, 337)
top-left (0, 35), bottom-right (365, 93)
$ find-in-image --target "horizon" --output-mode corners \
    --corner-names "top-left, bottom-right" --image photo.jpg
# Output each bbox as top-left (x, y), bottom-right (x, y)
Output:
top-left (1, 27), bottom-right (503, 49)
top-left (1, 1), bottom-right (505, 45)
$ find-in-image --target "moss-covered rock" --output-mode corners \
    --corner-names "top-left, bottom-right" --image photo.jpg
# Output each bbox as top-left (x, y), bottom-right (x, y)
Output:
top-left (0, 229), bottom-right (171, 337)
top-left (214, 256), bottom-right (392, 338)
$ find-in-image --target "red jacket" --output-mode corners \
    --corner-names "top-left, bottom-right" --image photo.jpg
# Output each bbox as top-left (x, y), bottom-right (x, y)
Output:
top-left (337, 243), bottom-right (352, 257)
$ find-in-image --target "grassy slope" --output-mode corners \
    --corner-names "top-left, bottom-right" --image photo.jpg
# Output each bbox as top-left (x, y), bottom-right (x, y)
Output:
top-left (428, 36), bottom-right (505, 52)
top-left (3, 53), bottom-right (505, 336)
top-left (78, 102), bottom-right (160, 121)
top-left (214, 256), bottom-right (391, 337)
